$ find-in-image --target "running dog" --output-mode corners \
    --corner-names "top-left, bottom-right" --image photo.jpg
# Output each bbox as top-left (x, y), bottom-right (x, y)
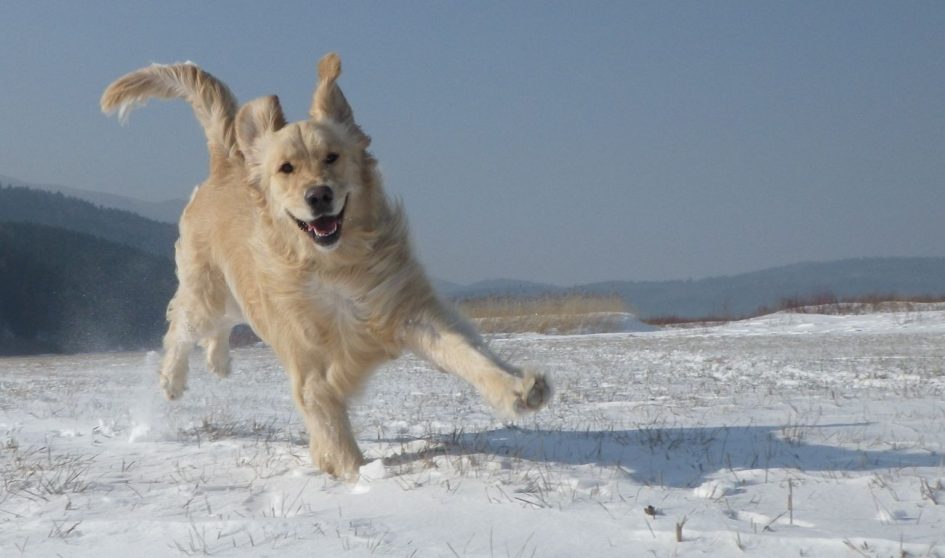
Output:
top-left (101, 54), bottom-right (550, 479)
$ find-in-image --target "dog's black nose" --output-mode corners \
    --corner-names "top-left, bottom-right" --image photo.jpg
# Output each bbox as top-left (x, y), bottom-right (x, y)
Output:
top-left (305, 185), bottom-right (334, 213)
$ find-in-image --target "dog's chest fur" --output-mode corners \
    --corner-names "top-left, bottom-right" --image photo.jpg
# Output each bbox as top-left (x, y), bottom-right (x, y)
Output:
top-left (301, 277), bottom-right (398, 361)
top-left (308, 281), bottom-right (366, 331)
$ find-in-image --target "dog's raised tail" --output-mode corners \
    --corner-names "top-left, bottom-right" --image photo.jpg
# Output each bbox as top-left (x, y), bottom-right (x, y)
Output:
top-left (101, 63), bottom-right (239, 160)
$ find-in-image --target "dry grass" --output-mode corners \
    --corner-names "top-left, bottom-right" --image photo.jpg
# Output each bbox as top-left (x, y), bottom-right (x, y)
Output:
top-left (454, 293), bottom-right (631, 335)
top-left (772, 292), bottom-right (945, 316)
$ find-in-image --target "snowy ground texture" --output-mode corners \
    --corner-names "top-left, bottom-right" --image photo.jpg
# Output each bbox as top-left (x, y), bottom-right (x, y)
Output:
top-left (2, 307), bottom-right (945, 557)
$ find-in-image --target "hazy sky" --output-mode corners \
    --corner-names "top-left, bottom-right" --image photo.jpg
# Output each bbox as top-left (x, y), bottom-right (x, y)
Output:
top-left (1, 1), bottom-right (943, 286)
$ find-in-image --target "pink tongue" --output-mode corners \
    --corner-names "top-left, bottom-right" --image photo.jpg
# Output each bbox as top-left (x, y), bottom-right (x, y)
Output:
top-left (311, 216), bottom-right (338, 235)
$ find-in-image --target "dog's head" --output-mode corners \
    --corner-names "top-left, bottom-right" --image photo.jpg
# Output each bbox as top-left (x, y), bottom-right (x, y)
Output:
top-left (236, 53), bottom-right (375, 253)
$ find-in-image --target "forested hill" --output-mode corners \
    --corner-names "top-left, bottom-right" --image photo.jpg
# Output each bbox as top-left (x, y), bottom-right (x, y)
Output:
top-left (0, 185), bottom-right (177, 259)
top-left (0, 222), bottom-right (175, 355)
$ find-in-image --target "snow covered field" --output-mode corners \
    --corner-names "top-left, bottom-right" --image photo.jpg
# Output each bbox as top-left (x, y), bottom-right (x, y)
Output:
top-left (2, 308), bottom-right (945, 557)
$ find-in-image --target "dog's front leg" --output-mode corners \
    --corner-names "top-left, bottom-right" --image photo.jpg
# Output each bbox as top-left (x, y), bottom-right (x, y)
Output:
top-left (406, 309), bottom-right (551, 417)
top-left (289, 369), bottom-right (364, 480)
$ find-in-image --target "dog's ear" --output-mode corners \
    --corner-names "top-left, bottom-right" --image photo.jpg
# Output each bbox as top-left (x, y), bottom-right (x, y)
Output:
top-left (309, 53), bottom-right (371, 148)
top-left (236, 95), bottom-right (287, 164)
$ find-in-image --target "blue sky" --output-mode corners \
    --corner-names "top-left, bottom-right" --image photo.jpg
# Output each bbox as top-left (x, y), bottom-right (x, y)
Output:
top-left (1, 1), bottom-right (943, 285)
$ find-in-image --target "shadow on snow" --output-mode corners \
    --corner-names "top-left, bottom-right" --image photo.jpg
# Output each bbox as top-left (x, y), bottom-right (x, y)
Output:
top-left (381, 424), bottom-right (943, 488)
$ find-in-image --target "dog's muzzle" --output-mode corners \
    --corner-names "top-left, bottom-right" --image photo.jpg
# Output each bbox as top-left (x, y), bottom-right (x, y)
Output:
top-left (291, 191), bottom-right (347, 248)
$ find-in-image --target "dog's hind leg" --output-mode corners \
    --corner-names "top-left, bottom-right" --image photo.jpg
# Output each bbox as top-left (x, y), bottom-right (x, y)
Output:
top-left (162, 251), bottom-right (232, 398)
top-left (160, 283), bottom-right (226, 399)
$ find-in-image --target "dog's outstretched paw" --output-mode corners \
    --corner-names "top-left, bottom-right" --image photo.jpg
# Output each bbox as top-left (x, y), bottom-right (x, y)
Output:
top-left (160, 373), bottom-right (186, 401)
top-left (515, 371), bottom-right (551, 413)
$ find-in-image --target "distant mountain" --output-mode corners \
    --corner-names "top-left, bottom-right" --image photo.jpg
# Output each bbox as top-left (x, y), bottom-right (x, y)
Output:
top-left (445, 258), bottom-right (945, 319)
top-left (581, 258), bottom-right (945, 319)
top-left (0, 222), bottom-right (175, 355)
top-left (0, 174), bottom-right (186, 224)
top-left (0, 185), bottom-right (177, 259)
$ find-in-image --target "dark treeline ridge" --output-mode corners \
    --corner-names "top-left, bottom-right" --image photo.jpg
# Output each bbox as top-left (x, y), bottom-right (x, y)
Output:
top-left (0, 222), bottom-right (175, 355)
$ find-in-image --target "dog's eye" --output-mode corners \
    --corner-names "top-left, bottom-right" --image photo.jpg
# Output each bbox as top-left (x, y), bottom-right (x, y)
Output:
top-left (278, 162), bottom-right (294, 174)
top-left (324, 153), bottom-right (339, 165)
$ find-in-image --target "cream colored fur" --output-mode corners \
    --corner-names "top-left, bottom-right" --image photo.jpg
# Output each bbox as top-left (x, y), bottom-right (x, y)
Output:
top-left (102, 54), bottom-right (550, 479)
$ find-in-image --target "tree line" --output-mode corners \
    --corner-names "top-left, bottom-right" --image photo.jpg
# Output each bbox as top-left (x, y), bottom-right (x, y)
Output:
top-left (0, 187), bottom-right (178, 355)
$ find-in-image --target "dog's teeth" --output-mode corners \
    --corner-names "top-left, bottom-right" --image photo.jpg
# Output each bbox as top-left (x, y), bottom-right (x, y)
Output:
top-left (309, 219), bottom-right (339, 237)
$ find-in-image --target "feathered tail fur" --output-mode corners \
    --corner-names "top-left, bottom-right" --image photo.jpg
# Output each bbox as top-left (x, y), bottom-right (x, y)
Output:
top-left (101, 63), bottom-right (239, 161)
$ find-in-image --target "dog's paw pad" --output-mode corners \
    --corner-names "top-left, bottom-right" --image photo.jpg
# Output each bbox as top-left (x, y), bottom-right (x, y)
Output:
top-left (516, 373), bottom-right (551, 412)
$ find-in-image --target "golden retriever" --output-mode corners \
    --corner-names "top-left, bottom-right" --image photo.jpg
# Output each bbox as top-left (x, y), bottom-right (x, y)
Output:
top-left (101, 54), bottom-right (550, 479)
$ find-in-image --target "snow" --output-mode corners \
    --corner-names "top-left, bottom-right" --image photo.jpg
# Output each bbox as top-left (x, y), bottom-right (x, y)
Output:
top-left (2, 309), bottom-right (945, 557)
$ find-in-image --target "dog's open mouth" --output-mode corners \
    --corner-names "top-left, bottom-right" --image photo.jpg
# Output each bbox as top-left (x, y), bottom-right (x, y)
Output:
top-left (292, 204), bottom-right (345, 248)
